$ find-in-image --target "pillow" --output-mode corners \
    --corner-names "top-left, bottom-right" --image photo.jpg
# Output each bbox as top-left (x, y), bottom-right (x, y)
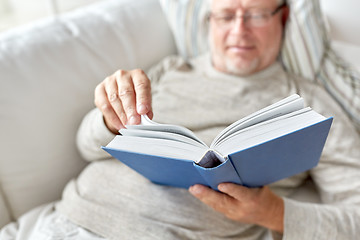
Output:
top-left (159, 0), bottom-right (360, 132)
top-left (159, 0), bottom-right (209, 59)
top-left (317, 48), bottom-right (360, 131)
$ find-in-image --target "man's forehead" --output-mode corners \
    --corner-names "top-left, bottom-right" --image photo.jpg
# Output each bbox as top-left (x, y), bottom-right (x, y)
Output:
top-left (211, 0), bottom-right (277, 11)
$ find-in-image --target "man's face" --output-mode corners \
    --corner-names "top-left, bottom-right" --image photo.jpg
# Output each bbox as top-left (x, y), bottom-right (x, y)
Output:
top-left (209, 0), bottom-right (285, 76)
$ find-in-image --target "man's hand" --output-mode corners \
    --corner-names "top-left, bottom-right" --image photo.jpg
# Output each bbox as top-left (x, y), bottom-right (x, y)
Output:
top-left (94, 69), bottom-right (153, 134)
top-left (189, 183), bottom-right (284, 233)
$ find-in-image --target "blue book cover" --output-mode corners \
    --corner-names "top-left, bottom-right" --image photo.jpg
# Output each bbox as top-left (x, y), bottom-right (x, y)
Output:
top-left (102, 118), bottom-right (332, 190)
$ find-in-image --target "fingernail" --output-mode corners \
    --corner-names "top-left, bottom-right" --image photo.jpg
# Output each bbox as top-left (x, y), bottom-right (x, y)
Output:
top-left (137, 104), bottom-right (148, 114)
top-left (189, 185), bottom-right (202, 195)
top-left (218, 183), bottom-right (230, 192)
top-left (129, 115), bottom-right (138, 125)
top-left (117, 123), bottom-right (123, 130)
top-left (218, 184), bottom-right (225, 192)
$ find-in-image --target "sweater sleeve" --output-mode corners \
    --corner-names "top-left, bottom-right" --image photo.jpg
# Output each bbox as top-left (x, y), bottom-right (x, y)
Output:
top-left (283, 199), bottom-right (360, 239)
top-left (281, 83), bottom-right (360, 240)
top-left (76, 108), bottom-right (116, 162)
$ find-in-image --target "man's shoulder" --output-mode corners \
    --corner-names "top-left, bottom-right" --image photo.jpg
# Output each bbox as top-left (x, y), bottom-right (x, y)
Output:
top-left (147, 53), bottom-right (210, 81)
top-left (153, 54), bottom-right (191, 72)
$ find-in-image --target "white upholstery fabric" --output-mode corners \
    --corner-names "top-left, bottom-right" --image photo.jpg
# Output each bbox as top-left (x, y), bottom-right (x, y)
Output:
top-left (0, 0), bottom-right (176, 227)
top-left (0, 192), bottom-right (11, 228)
top-left (320, 0), bottom-right (360, 45)
top-left (320, 0), bottom-right (360, 71)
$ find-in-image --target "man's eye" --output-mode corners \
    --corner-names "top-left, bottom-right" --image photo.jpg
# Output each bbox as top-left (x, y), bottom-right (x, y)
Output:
top-left (220, 15), bottom-right (234, 22)
top-left (248, 12), bottom-right (267, 20)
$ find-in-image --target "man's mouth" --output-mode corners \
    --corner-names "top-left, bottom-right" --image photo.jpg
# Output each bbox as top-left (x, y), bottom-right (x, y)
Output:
top-left (227, 46), bottom-right (255, 53)
top-left (227, 46), bottom-right (255, 51)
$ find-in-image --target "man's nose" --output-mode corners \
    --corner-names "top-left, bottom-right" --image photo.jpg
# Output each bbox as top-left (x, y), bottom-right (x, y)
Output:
top-left (230, 16), bottom-right (249, 34)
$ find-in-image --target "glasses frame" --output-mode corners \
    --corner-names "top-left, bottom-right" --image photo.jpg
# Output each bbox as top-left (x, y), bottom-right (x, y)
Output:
top-left (271, 2), bottom-right (287, 16)
top-left (208, 2), bottom-right (287, 28)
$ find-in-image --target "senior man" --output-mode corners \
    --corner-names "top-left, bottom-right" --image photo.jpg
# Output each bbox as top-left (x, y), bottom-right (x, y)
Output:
top-left (1, 0), bottom-right (360, 239)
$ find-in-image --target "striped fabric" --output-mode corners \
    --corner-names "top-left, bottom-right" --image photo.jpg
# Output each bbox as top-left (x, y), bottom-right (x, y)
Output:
top-left (318, 48), bottom-right (360, 131)
top-left (281, 0), bottom-right (327, 81)
top-left (159, 0), bottom-right (360, 132)
top-left (159, 0), bottom-right (209, 59)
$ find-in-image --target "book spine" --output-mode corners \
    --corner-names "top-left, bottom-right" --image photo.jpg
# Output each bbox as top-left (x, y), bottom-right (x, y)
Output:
top-left (193, 159), bottom-right (243, 190)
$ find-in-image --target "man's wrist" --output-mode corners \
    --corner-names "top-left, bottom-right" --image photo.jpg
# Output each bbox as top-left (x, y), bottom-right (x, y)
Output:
top-left (260, 193), bottom-right (284, 233)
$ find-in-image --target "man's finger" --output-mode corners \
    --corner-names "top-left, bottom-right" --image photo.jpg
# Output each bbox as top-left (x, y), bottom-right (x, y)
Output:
top-left (115, 70), bottom-right (139, 125)
top-left (103, 76), bottom-right (128, 127)
top-left (218, 183), bottom-right (263, 203)
top-left (218, 183), bottom-right (250, 200)
top-left (131, 69), bottom-right (152, 116)
top-left (189, 184), bottom-right (237, 213)
top-left (94, 83), bottom-right (124, 131)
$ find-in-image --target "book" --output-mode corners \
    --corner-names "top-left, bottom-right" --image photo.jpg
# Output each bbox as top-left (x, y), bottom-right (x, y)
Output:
top-left (102, 94), bottom-right (333, 189)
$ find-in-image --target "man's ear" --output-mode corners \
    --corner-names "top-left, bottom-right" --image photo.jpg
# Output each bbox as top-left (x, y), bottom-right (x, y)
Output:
top-left (282, 6), bottom-right (290, 27)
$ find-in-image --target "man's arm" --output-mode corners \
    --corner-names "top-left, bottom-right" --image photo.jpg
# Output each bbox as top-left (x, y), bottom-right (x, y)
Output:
top-left (76, 107), bottom-right (116, 161)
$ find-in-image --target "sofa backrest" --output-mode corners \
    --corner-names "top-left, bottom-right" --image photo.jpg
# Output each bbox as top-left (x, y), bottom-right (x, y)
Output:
top-left (0, 0), bottom-right (176, 227)
top-left (320, 0), bottom-right (360, 45)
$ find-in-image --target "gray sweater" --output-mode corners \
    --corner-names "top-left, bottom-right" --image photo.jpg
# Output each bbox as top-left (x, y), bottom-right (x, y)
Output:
top-left (57, 54), bottom-right (360, 240)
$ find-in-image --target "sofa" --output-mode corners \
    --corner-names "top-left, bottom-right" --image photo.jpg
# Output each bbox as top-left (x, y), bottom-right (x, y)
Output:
top-left (0, 0), bottom-right (359, 230)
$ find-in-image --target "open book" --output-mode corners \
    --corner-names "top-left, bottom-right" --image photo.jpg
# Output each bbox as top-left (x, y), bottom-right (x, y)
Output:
top-left (102, 94), bottom-right (333, 189)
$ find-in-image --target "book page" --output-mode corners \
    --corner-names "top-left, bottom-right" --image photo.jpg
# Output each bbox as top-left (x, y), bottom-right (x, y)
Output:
top-left (120, 128), bottom-right (207, 148)
top-left (214, 107), bottom-right (312, 147)
top-left (125, 115), bottom-right (207, 146)
top-left (214, 109), bottom-right (326, 155)
top-left (210, 94), bottom-right (304, 148)
top-left (106, 135), bottom-right (208, 161)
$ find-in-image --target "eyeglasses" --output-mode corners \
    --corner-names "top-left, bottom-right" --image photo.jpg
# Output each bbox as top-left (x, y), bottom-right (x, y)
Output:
top-left (209, 3), bottom-right (287, 28)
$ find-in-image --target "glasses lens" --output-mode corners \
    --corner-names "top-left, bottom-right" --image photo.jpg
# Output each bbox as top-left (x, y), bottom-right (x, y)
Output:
top-left (247, 12), bottom-right (270, 27)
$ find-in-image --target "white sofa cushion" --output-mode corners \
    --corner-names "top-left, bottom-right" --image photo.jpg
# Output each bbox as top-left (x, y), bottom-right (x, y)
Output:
top-left (0, 192), bottom-right (11, 228)
top-left (332, 40), bottom-right (360, 72)
top-left (0, 0), bottom-right (176, 225)
top-left (320, 0), bottom-right (360, 46)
